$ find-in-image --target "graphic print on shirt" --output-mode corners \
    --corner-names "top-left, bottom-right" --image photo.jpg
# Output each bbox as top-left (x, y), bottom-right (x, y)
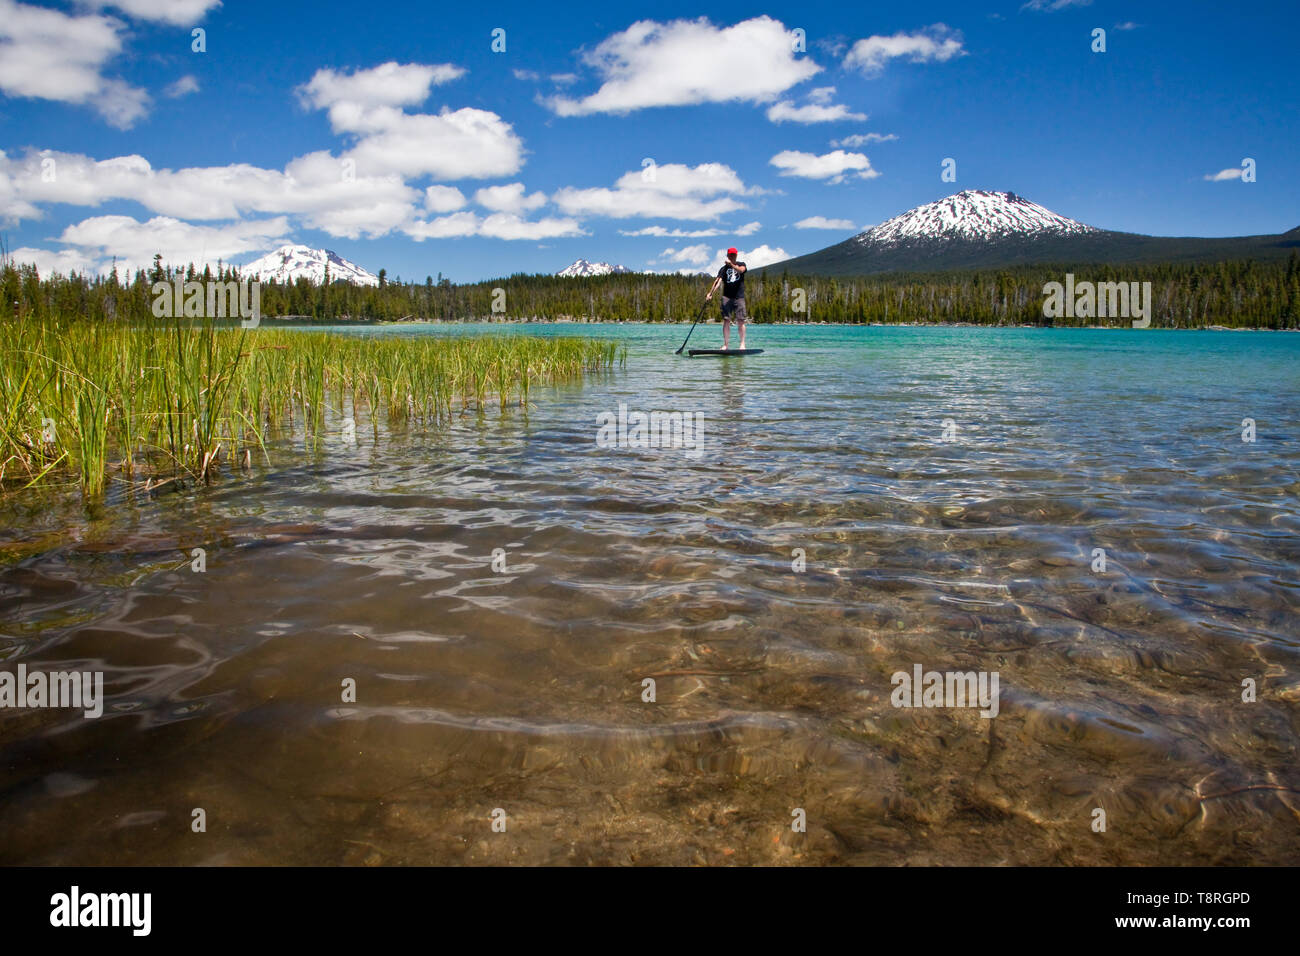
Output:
top-left (718, 262), bottom-right (747, 298)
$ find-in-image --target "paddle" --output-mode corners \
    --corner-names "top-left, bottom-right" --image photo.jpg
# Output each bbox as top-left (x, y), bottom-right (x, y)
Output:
top-left (674, 298), bottom-right (711, 355)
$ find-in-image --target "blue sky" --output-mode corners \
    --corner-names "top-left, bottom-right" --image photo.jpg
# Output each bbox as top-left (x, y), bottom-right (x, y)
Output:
top-left (1, 0), bottom-right (1296, 283)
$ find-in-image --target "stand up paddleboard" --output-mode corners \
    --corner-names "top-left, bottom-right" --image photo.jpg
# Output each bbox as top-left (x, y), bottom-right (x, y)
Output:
top-left (687, 348), bottom-right (764, 357)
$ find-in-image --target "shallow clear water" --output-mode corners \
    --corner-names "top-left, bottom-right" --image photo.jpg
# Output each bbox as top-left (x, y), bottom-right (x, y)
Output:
top-left (2, 323), bottom-right (1298, 865)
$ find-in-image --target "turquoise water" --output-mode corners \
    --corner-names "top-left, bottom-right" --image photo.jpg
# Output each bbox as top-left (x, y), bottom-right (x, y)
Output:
top-left (1, 323), bottom-right (1297, 865)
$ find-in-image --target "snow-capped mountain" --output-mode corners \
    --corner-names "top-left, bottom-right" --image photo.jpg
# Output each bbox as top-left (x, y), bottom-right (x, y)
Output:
top-left (557, 259), bottom-right (633, 277)
top-left (240, 245), bottom-right (380, 286)
top-left (856, 190), bottom-right (1097, 246)
top-left (765, 190), bottom-right (1125, 275)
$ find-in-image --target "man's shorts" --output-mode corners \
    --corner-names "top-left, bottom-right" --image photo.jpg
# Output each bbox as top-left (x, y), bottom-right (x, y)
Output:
top-left (721, 296), bottom-right (747, 321)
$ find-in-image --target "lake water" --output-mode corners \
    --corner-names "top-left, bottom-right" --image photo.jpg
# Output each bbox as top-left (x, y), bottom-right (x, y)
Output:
top-left (2, 323), bottom-right (1298, 865)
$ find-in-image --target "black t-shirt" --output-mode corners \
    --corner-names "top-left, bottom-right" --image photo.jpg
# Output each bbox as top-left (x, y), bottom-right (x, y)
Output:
top-left (718, 262), bottom-right (746, 298)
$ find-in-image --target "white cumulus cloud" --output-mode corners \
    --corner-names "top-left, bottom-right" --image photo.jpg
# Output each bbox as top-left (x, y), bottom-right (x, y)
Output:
top-left (298, 62), bottom-right (465, 116)
top-left (43, 213), bottom-right (291, 275)
top-left (647, 243), bottom-right (714, 273)
top-left (478, 213), bottom-right (583, 240)
top-left (8, 245), bottom-right (99, 276)
top-left (650, 241), bottom-right (788, 273)
top-left (794, 216), bottom-right (858, 229)
top-left (298, 63), bottom-right (522, 181)
top-left (0, 147), bottom-right (419, 239)
top-left (1021, 0), bottom-right (1092, 11)
top-left (553, 163), bottom-right (752, 220)
top-left (404, 211), bottom-right (583, 241)
top-left (424, 185), bottom-right (466, 212)
top-left (843, 24), bottom-right (965, 76)
top-left (767, 100), bottom-right (867, 124)
top-left (547, 16), bottom-right (820, 116)
top-left (770, 149), bottom-right (879, 183)
top-left (619, 220), bottom-right (760, 238)
top-left (832, 132), bottom-right (898, 147)
top-left (340, 108), bottom-right (524, 180)
top-left (768, 85), bottom-right (866, 124)
top-left (163, 75), bottom-right (200, 98)
top-left (474, 182), bottom-right (547, 214)
top-left (730, 243), bottom-right (788, 268)
top-left (85, 0), bottom-right (221, 25)
top-left (0, 0), bottom-right (149, 128)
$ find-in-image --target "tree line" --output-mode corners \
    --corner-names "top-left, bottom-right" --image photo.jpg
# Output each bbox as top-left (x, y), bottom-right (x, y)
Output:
top-left (3, 250), bottom-right (1297, 329)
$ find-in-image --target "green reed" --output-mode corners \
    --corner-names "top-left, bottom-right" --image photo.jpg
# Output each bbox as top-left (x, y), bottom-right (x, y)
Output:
top-left (0, 316), bottom-right (623, 499)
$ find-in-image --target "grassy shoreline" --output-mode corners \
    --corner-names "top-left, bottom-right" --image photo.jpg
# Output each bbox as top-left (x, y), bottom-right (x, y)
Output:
top-left (258, 316), bottom-right (1300, 331)
top-left (1, 317), bottom-right (622, 499)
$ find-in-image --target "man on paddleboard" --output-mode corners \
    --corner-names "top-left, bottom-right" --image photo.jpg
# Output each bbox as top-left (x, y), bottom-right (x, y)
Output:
top-left (706, 247), bottom-right (748, 350)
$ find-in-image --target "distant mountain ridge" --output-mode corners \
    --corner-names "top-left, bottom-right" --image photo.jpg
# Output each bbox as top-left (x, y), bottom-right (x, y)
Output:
top-left (241, 244), bottom-right (379, 286)
top-left (764, 190), bottom-right (1299, 275)
top-left (557, 259), bottom-right (633, 277)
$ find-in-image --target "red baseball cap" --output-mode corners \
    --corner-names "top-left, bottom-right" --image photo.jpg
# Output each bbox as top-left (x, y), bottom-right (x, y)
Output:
top-left (727, 247), bottom-right (738, 255)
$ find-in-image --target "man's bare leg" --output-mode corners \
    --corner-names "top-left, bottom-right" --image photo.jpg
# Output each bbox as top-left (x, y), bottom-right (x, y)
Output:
top-left (722, 317), bottom-right (731, 350)
top-left (738, 319), bottom-right (746, 349)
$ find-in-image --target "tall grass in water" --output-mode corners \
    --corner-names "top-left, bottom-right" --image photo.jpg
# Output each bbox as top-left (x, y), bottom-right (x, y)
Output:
top-left (0, 317), bottom-right (623, 499)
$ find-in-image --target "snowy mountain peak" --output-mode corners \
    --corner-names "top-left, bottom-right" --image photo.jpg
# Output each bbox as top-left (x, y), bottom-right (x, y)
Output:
top-left (856, 190), bottom-right (1097, 246)
top-left (557, 259), bottom-right (633, 277)
top-left (241, 244), bottom-right (380, 286)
